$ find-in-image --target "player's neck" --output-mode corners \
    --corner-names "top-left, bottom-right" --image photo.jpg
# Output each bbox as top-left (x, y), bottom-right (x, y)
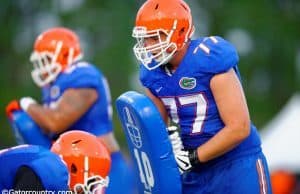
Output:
top-left (168, 42), bottom-right (190, 71)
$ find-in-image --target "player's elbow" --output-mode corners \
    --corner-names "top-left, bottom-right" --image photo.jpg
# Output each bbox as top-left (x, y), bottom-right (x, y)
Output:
top-left (42, 117), bottom-right (67, 134)
top-left (47, 123), bottom-right (65, 134)
top-left (230, 118), bottom-right (251, 142)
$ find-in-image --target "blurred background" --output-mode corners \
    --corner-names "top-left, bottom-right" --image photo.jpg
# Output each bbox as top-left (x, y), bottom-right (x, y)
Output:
top-left (0, 0), bottom-right (300, 192)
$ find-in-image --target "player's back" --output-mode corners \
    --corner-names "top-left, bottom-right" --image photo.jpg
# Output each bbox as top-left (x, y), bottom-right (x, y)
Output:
top-left (0, 145), bottom-right (69, 190)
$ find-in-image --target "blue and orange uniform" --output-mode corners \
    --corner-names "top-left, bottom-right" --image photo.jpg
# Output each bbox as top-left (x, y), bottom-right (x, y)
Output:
top-left (140, 36), bottom-right (272, 194)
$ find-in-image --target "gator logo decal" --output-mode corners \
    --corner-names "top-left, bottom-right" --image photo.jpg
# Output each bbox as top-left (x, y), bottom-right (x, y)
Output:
top-left (179, 77), bottom-right (196, 90)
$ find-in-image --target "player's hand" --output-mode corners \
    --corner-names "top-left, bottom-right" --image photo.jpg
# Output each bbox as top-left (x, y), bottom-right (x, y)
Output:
top-left (6, 97), bottom-right (37, 119)
top-left (6, 100), bottom-right (21, 119)
top-left (167, 126), bottom-right (184, 153)
top-left (167, 126), bottom-right (200, 173)
top-left (173, 148), bottom-right (199, 173)
top-left (19, 97), bottom-right (37, 111)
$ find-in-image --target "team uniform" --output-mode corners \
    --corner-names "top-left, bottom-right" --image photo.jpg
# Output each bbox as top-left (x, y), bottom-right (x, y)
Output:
top-left (0, 145), bottom-right (69, 191)
top-left (5, 27), bottom-right (132, 194)
top-left (41, 61), bottom-right (133, 194)
top-left (42, 61), bottom-right (113, 139)
top-left (140, 36), bottom-right (272, 193)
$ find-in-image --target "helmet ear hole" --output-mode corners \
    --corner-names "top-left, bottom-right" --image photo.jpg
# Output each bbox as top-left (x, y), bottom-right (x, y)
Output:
top-left (62, 51), bottom-right (69, 61)
top-left (63, 52), bottom-right (68, 58)
top-left (51, 130), bottom-right (111, 191)
top-left (176, 27), bottom-right (186, 46)
top-left (71, 163), bottom-right (77, 174)
top-left (179, 27), bottom-right (185, 36)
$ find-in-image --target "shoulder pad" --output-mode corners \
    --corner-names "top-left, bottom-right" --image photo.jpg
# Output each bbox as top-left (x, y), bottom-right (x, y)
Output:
top-left (191, 36), bottom-right (239, 74)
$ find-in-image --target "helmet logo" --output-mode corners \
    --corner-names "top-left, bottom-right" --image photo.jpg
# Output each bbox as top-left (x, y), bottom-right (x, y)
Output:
top-left (179, 77), bottom-right (196, 90)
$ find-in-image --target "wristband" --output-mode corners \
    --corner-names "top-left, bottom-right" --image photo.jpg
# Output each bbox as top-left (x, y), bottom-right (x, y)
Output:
top-left (20, 97), bottom-right (37, 112)
top-left (188, 149), bottom-right (200, 166)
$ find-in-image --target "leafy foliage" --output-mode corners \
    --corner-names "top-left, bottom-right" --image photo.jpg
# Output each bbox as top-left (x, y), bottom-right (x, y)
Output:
top-left (0, 0), bottom-right (299, 148)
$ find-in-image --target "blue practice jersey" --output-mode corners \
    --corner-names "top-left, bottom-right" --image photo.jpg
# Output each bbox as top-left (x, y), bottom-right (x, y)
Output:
top-left (42, 61), bottom-right (113, 138)
top-left (140, 36), bottom-right (262, 166)
top-left (0, 145), bottom-right (69, 190)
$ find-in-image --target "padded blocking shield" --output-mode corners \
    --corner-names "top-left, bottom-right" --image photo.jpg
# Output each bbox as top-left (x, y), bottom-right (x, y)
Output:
top-left (9, 110), bottom-right (51, 148)
top-left (116, 91), bottom-right (182, 194)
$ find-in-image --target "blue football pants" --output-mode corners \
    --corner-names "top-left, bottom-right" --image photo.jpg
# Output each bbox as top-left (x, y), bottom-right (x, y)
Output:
top-left (182, 152), bottom-right (272, 194)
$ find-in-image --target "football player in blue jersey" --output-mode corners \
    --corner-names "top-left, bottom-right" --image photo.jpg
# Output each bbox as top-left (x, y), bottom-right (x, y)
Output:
top-left (5, 27), bottom-right (134, 194)
top-left (132, 0), bottom-right (272, 193)
top-left (0, 130), bottom-right (111, 193)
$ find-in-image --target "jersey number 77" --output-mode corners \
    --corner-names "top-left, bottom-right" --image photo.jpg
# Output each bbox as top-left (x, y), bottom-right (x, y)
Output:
top-left (161, 93), bottom-right (208, 134)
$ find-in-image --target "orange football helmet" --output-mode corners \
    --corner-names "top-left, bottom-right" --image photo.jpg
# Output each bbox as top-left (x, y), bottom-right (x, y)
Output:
top-left (132, 0), bottom-right (194, 70)
top-left (30, 27), bottom-right (83, 87)
top-left (271, 170), bottom-right (297, 194)
top-left (51, 130), bottom-right (111, 193)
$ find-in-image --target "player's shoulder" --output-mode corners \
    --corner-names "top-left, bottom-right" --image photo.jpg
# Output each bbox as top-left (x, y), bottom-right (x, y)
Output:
top-left (60, 61), bottom-right (101, 81)
top-left (139, 64), bottom-right (149, 84)
top-left (191, 36), bottom-right (236, 55)
top-left (188, 36), bottom-right (239, 74)
top-left (56, 61), bottom-right (104, 89)
top-left (64, 61), bottom-right (101, 76)
top-left (139, 63), bottom-right (165, 88)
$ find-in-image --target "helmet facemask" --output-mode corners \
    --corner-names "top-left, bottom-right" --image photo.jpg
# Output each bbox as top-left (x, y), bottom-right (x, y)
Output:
top-left (30, 41), bottom-right (64, 87)
top-left (74, 175), bottom-right (109, 194)
top-left (30, 41), bottom-right (82, 87)
top-left (68, 155), bottom-right (110, 194)
top-left (132, 24), bottom-right (177, 70)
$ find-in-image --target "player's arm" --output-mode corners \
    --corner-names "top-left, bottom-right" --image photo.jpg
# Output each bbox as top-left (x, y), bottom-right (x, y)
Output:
top-left (26, 88), bottom-right (98, 134)
top-left (196, 68), bottom-right (251, 162)
top-left (145, 88), bottom-right (169, 123)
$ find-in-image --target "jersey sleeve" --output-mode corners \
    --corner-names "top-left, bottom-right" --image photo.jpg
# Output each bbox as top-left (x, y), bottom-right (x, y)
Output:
top-left (193, 36), bottom-right (239, 74)
top-left (139, 65), bottom-right (164, 96)
top-left (139, 65), bottom-right (151, 88)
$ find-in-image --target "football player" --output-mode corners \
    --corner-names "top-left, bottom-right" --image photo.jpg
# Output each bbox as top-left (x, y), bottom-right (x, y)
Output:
top-left (132, 0), bottom-right (272, 193)
top-left (5, 27), bottom-right (133, 194)
top-left (0, 130), bottom-right (111, 193)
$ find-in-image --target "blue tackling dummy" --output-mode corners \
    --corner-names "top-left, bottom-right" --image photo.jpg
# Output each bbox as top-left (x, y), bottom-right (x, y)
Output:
top-left (8, 110), bottom-right (51, 148)
top-left (8, 111), bottom-right (135, 194)
top-left (116, 91), bottom-right (182, 194)
top-left (0, 145), bottom-right (69, 191)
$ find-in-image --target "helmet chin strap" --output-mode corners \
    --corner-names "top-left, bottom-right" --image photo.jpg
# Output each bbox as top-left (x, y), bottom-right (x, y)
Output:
top-left (154, 43), bottom-right (176, 65)
top-left (166, 44), bottom-right (177, 53)
top-left (157, 19), bottom-right (178, 66)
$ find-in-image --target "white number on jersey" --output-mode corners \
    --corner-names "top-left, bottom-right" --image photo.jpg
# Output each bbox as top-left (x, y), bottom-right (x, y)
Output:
top-left (161, 93), bottom-right (208, 134)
